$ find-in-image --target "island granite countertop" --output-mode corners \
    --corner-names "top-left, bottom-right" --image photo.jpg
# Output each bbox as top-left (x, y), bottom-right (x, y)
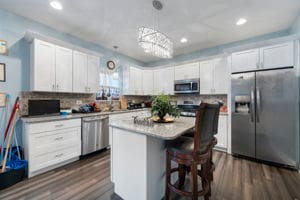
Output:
top-left (109, 117), bottom-right (195, 140)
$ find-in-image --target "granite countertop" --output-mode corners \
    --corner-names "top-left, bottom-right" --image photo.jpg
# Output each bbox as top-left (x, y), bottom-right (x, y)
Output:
top-left (21, 108), bottom-right (150, 123)
top-left (109, 117), bottom-right (195, 140)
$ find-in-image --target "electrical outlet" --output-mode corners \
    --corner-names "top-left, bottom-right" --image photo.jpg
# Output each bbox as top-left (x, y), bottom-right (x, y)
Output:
top-left (76, 100), bottom-right (82, 105)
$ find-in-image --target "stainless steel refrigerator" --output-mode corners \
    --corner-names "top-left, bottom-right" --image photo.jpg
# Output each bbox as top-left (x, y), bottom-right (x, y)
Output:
top-left (231, 67), bottom-right (299, 168)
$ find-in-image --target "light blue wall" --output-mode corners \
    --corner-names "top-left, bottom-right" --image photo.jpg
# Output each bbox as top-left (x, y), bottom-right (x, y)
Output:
top-left (289, 14), bottom-right (300, 34)
top-left (0, 8), bottom-right (145, 102)
top-left (145, 30), bottom-right (290, 67)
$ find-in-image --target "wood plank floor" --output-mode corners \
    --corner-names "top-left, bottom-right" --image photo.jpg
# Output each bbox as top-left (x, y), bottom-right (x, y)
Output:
top-left (0, 150), bottom-right (299, 200)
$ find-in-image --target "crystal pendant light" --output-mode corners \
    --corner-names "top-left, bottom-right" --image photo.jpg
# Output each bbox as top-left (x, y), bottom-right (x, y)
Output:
top-left (138, 0), bottom-right (173, 59)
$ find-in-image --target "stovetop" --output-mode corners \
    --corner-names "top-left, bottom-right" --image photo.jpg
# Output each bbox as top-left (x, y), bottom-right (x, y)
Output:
top-left (177, 104), bottom-right (199, 117)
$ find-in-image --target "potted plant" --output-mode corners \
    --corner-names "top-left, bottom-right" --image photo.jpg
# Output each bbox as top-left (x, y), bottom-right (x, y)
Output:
top-left (151, 94), bottom-right (180, 122)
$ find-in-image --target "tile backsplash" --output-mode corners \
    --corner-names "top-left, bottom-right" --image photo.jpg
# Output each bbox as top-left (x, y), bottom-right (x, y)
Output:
top-left (124, 94), bottom-right (227, 106)
top-left (19, 91), bottom-right (120, 116)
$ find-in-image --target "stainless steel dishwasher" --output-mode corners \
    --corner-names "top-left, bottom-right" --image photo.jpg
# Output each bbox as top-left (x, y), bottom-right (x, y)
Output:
top-left (81, 115), bottom-right (109, 155)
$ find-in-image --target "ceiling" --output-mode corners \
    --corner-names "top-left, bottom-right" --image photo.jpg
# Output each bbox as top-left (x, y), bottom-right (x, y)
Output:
top-left (0, 0), bottom-right (300, 63)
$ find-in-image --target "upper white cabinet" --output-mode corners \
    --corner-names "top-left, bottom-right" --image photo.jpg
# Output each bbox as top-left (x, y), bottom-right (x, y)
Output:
top-left (73, 52), bottom-right (100, 93)
top-left (31, 39), bottom-right (100, 93)
top-left (199, 60), bottom-right (214, 94)
top-left (87, 55), bottom-right (100, 93)
top-left (231, 41), bottom-right (294, 73)
top-left (123, 66), bottom-right (143, 95)
top-left (142, 70), bottom-right (154, 95)
top-left (55, 45), bottom-right (73, 92)
top-left (260, 42), bottom-right (294, 69)
top-left (73, 51), bottom-right (88, 93)
top-left (174, 62), bottom-right (199, 80)
top-left (153, 67), bottom-right (174, 95)
top-left (231, 49), bottom-right (259, 73)
top-left (31, 39), bottom-right (56, 92)
top-left (200, 58), bottom-right (228, 94)
top-left (214, 58), bottom-right (229, 94)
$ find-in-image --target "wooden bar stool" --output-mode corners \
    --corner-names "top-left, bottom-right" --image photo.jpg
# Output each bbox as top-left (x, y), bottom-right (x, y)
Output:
top-left (165, 103), bottom-right (220, 200)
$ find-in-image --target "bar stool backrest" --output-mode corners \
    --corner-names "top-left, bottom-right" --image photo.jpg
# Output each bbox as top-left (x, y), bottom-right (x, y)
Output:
top-left (194, 103), bottom-right (221, 153)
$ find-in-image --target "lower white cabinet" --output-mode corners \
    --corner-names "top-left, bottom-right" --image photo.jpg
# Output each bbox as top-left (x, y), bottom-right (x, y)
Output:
top-left (23, 119), bottom-right (81, 178)
top-left (215, 115), bottom-right (228, 150)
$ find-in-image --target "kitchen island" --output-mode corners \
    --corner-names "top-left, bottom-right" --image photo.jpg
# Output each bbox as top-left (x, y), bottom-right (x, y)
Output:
top-left (109, 116), bottom-right (195, 200)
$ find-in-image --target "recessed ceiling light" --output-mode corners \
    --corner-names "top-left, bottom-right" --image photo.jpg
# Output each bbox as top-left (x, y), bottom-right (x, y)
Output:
top-left (50, 1), bottom-right (63, 10)
top-left (180, 37), bottom-right (188, 43)
top-left (236, 18), bottom-right (247, 26)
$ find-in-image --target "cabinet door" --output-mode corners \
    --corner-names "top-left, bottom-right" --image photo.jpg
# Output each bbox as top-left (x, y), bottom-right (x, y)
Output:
top-left (214, 58), bottom-right (228, 94)
top-left (153, 69), bottom-right (161, 95)
top-left (200, 60), bottom-right (214, 94)
top-left (87, 55), bottom-right (100, 93)
top-left (260, 42), bottom-right (294, 69)
top-left (32, 39), bottom-right (55, 91)
top-left (73, 51), bottom-right (88, 93)
top-left (142, 70), bottom-right (153, 95)
top-left (174, 63), bottom-right (199, 80)
top-left (231, 49), bottom-right (259, 72)
top-left (216, 115), bottom-right (228, 149)
top-left (55, 45), bottom-right (73, 92)
top-left (164, 67), bottom-right (175, 95)
top-left (134, 68), bottom-right (143, 95)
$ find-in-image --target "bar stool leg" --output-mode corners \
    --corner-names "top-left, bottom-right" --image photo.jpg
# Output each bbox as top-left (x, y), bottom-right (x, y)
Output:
top-left (191, 162), bottom-right (198, 200)
top-left (165, 151), bottom-right (171, 200)
top-left (202, 161), bottom-right (210, 200)
top-left (178, 164), bottom-right (186, 189)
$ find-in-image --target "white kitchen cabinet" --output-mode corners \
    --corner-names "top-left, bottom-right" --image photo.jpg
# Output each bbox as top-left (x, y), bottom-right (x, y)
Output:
top-left (231, 41), bottom-right (294, 72)
top-left (200, 60), bottom-right (214, 94)
top-left (123, 66), bottom-right (143, 95)
top-left (22, 119), bottom-right (81, 178)
top-left (142, 70), bottom-right (154, 95)
top-left (73, 51), bottom-right (88, 93)
top-left (31, 39), bottom-right (56, 92)
top-left (87, 55), bottom-right (100, 93)
top-left (153, 67), bottom-right (174, 95)
top-left (215, 115), bottom-right (228, 150)
top-left (31, 39), bottom-right (100, 94)
top-left (200, 58), bottom-right (228, 94)
top-left (214, 58), bottom-right (228, 94)
top-left (231, 48), bottom-right (259, 73)
top-left (174, 62), bottom-right (199, 80)
top-left (260, 42), bottom-right (294, 69)
top-left (55, 45), bottom-right (73, 92)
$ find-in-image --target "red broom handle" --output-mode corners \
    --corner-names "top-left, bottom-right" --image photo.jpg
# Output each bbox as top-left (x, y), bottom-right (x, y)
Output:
top-left (4, 97), bottom-right (19, 140)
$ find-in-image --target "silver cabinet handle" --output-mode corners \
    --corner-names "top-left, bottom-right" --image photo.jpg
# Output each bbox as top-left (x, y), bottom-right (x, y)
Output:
top-left (256, 87), bottom-right (261, 123)
top-left (55, 124), bottom-right (64, 128)
top-left (52, 84), bottom-right (56, 90)
top-left (56, 84), bottom-right (59, 90)
top-left (55, 153), bottom-right (64, 158)
top-left (54, 136), bottom-right (63, 141)
top-left (250, 87), bottom-right (255, 122)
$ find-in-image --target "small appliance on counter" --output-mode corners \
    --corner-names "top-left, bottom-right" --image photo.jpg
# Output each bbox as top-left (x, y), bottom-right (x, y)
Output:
top-left (28, 100), bottom-right (60, 117)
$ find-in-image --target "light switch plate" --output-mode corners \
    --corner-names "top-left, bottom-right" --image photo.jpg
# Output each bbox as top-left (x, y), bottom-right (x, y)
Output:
top-left (0, 93), bottom-right (6, 107)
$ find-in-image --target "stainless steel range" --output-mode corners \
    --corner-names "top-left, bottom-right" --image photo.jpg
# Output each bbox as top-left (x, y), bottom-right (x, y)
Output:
top-left (177, 101), bottom-right (200, 117)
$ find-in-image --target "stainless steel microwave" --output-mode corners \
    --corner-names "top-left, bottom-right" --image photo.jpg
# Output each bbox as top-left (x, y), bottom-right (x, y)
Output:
top-left (174, 79), bottom-right (200, 94)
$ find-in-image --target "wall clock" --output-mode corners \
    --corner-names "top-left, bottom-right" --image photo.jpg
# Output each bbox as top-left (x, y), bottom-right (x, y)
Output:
top-left (107, 60), bottom-right (115, 70)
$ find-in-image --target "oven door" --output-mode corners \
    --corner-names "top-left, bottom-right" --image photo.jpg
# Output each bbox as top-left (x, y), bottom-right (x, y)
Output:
top-left (174, 79), bottom-right (199, 94)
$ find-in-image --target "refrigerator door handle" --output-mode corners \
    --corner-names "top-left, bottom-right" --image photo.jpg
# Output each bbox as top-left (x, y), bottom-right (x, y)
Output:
top-left (250, 87), bottom-right (255, 122)
top-left (256, 87), bottom-right (261, 123)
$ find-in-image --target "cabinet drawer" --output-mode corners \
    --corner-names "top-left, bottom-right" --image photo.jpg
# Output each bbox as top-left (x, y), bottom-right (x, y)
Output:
top-left (30, 127), bottom-right (81, 149)
top-left (26, 119), bottom-right (81, 134)
top-left (31, 145), bottom-right (80, 172)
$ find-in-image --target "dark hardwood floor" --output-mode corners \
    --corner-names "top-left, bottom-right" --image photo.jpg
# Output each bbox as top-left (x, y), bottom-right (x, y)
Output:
top-left (0, 150), bottom-right (299, 200)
